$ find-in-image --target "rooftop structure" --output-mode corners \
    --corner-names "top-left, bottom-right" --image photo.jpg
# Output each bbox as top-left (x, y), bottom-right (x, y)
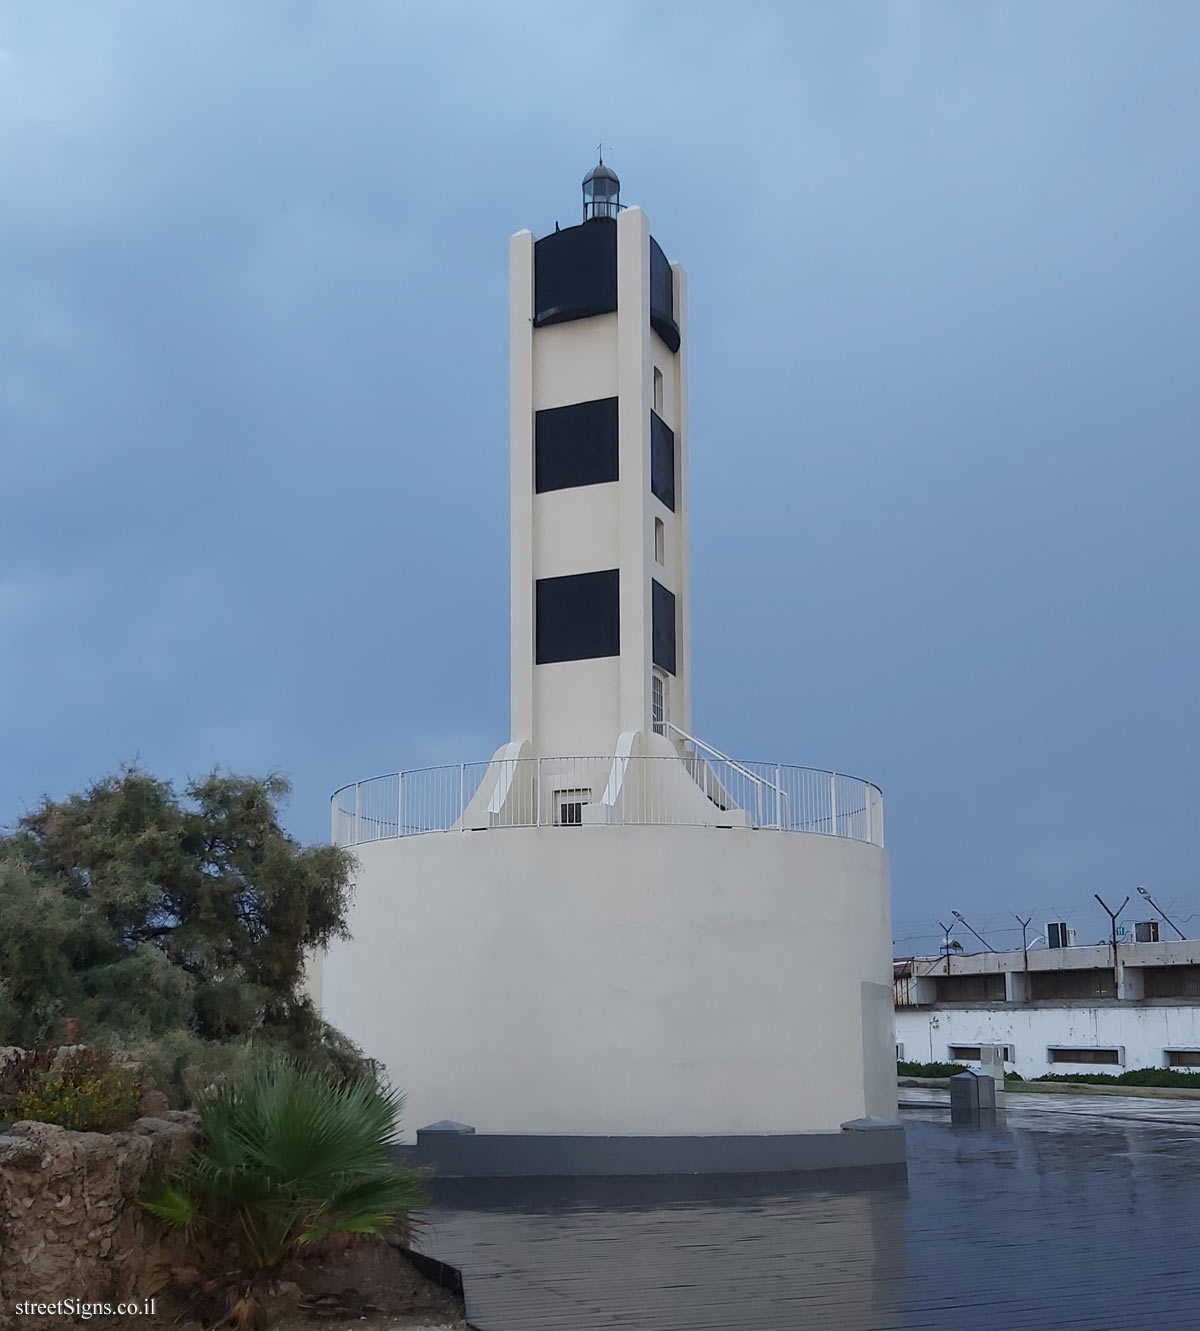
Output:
top-left (896, 938), bottom-right (1200, 1077)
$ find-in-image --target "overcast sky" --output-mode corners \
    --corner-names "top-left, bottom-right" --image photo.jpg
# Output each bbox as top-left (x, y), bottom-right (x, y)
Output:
top-left (2, 2), bottom-right (1198, 954)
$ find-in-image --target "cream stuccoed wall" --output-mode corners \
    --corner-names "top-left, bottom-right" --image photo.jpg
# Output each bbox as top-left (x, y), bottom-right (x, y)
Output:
top-left (509, 229), bottom-right (536, 746)
top-left (534, 659), bottom-right (621, 756)
top-left (660, 261), bottom-right (690, 738)
top-left (615, 209), bottom-right (653, 740)
top-left (319, 825), bottom-right (895, 1139)
top-left (895, 1004), bottom-right (1200, 1079)
top-left (532, 314), bottom-right (618, 408)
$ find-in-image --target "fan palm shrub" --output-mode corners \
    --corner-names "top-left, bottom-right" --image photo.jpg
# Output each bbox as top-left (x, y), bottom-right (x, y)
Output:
top-left (140, 1061), bottom-right (427, 1326)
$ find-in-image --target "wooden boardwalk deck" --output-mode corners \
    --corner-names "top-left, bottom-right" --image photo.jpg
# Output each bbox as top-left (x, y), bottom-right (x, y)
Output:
top-left (413, 1102), bottom-right (1200, 1329)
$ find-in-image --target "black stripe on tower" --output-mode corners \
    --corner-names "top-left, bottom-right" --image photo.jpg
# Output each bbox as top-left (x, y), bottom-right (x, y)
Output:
top-left (535, 399), bottom-right (619, 493)
top-left (532, 224), bottom-right (679, 350)
top-left (650, 239), bottom-right (680, 352)
top-left (535, 570), bottom-right (620, 664)
top-left (652, 580), bottom-right (677, 675)
top-left (650, 412), bottom-right (675, 511)
top-left (534, 224), bottom-right (617, 327)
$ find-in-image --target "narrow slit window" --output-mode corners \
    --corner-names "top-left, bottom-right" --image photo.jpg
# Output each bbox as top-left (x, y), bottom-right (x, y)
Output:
top-left (948, 1044), bottom-right (1014, 1063)
top-left (653, 366), bottom-right (664, 416)
top-left (1047, 1046), bottom-right (1124, 1066)
top-left (651, 671), bottom-right (668, 736)
top-left (654, 517), bottom-right (665, 564)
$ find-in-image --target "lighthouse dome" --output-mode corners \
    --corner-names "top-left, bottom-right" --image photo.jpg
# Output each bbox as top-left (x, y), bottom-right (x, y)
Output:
top-left (583, 159), bottom-right (620, 221)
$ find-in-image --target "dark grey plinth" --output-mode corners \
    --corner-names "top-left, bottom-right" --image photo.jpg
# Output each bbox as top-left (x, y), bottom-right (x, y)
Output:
top-left (950, 1069), bottom-right (997, 1123)
top-left (399, 1120), bottom-right (906, 1178)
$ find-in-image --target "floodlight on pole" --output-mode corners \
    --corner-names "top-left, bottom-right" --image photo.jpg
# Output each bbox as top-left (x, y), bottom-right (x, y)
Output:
top-left (951, 910), bottom-right (995, 954)
top-left (1136, 885), bottom-right (1187, 941)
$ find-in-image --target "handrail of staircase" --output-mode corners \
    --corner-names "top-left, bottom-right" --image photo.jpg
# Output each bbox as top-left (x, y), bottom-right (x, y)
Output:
top-left (663, 721), bottom-right (787, 804)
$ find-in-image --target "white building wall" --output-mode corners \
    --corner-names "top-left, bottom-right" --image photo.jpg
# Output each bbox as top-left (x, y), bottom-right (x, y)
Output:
top-left (895, 1004), bottom-right (1200, 1079)
top-left (320, 824), bottom-right (895, 1140)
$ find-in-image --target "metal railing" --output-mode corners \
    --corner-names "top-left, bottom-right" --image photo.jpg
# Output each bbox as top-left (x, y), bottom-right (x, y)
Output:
top-left (331, 756), bottom-right (883, 849)
top-left (664, 722), bottom-right (789, 827)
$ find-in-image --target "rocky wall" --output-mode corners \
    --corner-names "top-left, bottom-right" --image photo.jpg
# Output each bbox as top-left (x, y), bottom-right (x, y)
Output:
top-left (0, 1111), bottom-right (198, 1327)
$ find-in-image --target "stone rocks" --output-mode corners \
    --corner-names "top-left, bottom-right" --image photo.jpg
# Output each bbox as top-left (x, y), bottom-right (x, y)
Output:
top-left (138, 1089), bottom-right (171, 1118)
top-left (0, 1107), bottom-right (199, 1316)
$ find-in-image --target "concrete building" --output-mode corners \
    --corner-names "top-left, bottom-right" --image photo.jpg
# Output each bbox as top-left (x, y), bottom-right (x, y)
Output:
top-left (317, 163), bottom-right (902, 1174)
top-left (895, 937), bottom-right (1200, 1078)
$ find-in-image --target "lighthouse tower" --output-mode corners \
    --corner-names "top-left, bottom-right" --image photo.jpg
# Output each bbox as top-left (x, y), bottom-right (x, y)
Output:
top-left (509, 161), bottom-right (689, 760)
top-left (319, 164), bottom-right (903, 1177)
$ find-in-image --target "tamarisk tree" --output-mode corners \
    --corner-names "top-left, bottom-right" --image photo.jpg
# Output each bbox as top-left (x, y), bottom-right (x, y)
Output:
top-left (0, 768), bottom-right (362, 1085)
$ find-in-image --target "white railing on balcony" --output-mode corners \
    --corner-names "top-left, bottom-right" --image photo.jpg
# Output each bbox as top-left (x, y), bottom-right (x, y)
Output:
top-left (331, 756), bottom-right (883, 849)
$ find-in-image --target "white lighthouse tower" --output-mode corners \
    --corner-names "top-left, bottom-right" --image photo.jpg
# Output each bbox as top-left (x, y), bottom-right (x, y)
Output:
top-left (509, 159), bottom-right (691, 763)
top-left (319, 164), bottom-right (903, 1176)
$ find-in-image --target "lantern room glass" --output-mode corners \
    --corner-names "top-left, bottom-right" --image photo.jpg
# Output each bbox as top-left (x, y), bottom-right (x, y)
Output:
top-left (584, 174), bottom-right (620, 221)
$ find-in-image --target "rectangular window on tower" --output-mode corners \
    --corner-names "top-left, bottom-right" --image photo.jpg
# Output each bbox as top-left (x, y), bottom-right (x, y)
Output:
top-left (653, 367), bottom-right (664, 416)
top-left (654, 517), bottom-right (665, 564)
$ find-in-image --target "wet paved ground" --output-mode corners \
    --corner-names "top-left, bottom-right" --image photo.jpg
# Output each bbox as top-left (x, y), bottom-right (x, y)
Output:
top-left (413, 1096), bottom-right (1200, 1329)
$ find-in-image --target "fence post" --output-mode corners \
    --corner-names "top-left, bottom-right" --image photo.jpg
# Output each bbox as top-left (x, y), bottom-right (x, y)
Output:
top-left (775, 764), bottom-right (782, 829)
top-left (397, 773), bottom-right (404, 838)
top-left (829, 772), bottom-right (838, 836)
top-left (459, 764), bottom-right (465, 826)
top-left (354, 782), bottom-right (361, 845)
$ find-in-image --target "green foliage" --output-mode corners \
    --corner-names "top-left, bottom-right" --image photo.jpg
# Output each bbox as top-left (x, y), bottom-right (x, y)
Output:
top-left (897, 1060), bottom-right (971, 1078)
top-left (0, 1048), bottom-right (55, 1108)
top-left (899, 1060), bottom-right (1200, 1089)
top-left (0, 767), bottom-right (365, 1098)
top-left (140, 1061), bottom-right (428, 1277)
top-left (11, 1048), bottom-right (142, 1132)
top-left (133, 1030), bottom-right (268, 1108)
top-left (1030, 1067), bottom-right (1200, 1088)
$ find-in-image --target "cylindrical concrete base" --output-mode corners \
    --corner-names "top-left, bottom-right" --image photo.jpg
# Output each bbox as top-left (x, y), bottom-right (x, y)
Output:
top-left (320, 824), bottom-right (897, 1150)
